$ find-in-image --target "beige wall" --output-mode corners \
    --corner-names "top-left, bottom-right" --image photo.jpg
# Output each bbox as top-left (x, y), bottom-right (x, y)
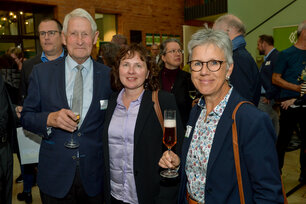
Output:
top-left (103, 14), bottom-right (116, 42)
top-left (229, 0), bottom-right (306, 59)
top-left (183, 25), bottom-right (203, 65)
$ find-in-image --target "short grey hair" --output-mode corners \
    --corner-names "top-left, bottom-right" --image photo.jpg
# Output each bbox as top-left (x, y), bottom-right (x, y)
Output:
top-left (62, 8), bottom-right (97, 36)
top-left (214, 14), bottom-right (246, 36)
top-left (188, 28), bottom-right (233, 70)
top-left (297, 20), bottom-right (306, 38)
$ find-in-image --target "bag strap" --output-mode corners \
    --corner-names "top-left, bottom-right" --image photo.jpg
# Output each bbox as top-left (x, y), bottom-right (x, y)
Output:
top-left (232, 101), bottom-right (253, 204)
top-left (152, 90), bottom-right (164, 130)
top-left (232, 101), bottom-right (288, 204)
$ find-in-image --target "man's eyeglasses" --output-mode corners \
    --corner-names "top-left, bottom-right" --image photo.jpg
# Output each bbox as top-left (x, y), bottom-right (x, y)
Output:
top-left (39, 30), bottom-right (60, 37)
top-left (165, 49), bottom-right (183, 55)
top-left (188, 60), bottom-right (226, 72)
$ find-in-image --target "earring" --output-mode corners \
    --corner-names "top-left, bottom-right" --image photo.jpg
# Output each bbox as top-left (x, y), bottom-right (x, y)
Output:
top-left (226, 75), bottom-right (230, 81)
top-left (144, 80), bottom-right (148, 89)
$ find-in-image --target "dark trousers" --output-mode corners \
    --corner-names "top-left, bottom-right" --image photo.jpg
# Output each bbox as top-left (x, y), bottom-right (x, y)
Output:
top-left (0, 142), bottom-right (13, 204)
top-left (276, 106), bottom-right (306, 174)
top-left (40, 167), bottom-right (103, 204)
top-left (110, 195), bottom-right (130, 204)
top-left (21, 163), bottom-right (36, 192)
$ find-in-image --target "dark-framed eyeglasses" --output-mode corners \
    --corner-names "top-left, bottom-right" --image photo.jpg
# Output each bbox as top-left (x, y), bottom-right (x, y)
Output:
top-left (188, 60), bottom-right (226, 72)
top-left (38, 30), bottom-right (60, 37)
top-left (165, 49), bottom-right (183, 55)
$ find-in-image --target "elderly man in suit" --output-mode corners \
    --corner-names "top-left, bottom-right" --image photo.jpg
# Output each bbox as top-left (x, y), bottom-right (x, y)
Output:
top-left (213, 14), bottom-right (261, 106)
top-left (21, 8), bottom-right (112, 203)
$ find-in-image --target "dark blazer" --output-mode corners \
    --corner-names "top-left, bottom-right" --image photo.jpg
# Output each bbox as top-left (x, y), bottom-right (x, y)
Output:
top-left (0, 74), bottom-right (17, 148)
top-left (19, 54), bottom-right (43, 104)
top-left (259, 49), bottom-right (280, 100)
top-left (159, 68), bottom-right (194, 126)
top-left (178, 89), bottom-right (284, 204)
top-left (21, 57), bottom-right (113, 198)
top-left (102, 90), bottom-right (184, 204)
top-left (19, 51), bottom-right (67, 104)
top-left (231, 45), bottom-right (261, 106)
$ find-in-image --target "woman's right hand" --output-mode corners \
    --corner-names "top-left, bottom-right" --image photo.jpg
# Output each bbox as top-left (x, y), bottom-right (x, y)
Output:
top-left (158, 150), bottom-right (180, 169)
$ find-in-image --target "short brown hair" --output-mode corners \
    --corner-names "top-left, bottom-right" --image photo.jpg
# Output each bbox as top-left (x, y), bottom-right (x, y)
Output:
top-left (259, 35), bottom-right (274, 46)
top-left (111, 43), bottom-right (160, 91)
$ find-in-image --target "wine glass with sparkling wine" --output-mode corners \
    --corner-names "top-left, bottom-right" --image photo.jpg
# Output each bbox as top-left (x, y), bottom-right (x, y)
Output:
top-left (65, 98), bottom-right (81, 148)
top-left (160, 109), bottom-right (178, 178)
top-left (64, 112), bottom-right (80, 148)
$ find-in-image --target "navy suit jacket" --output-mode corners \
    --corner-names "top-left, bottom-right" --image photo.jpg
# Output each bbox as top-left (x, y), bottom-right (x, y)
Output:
top-left (0, 74), bottom-right (17, 149)
top-left (231, 45), bottom-right (261, 106)
top-left (259, 49), bottom-right (280, 100)
top-left (19, 54), bottom-right (43, 104)
top-left (21, 57), bottom-right (112, 198)
top-left (178, 89), bottom-right (284, 204)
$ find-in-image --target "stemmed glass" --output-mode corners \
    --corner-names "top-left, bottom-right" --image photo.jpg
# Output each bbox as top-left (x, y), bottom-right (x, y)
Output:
top-left (64, 98), bottom-right (80, 148)
top-left (160, 109), bottom-right (179, 178)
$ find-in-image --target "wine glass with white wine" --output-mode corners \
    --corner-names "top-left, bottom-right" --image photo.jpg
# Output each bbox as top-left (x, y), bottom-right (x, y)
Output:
top-left (64, 98), bottom-right (80, 148)
top-left (64, 112), bottom-right (80, 148)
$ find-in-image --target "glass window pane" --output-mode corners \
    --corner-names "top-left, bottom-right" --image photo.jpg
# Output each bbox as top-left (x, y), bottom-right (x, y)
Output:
top-left (9, 21), bottom-right (18, 35)
top-left (24, 13), bottom-right (34, 36)
top-left (23, 39), bottom-right (36, 59)
top-left (95, 13), bottom-right (116, 42)
top-left (0, 10), bottom-right (19, 35)
top-left (0, 42), bottom-right (15, 55)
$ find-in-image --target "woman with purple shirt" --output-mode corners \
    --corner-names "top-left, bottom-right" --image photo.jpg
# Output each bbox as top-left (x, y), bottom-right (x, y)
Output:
top-left (102, 44), bottom-right (184, 204)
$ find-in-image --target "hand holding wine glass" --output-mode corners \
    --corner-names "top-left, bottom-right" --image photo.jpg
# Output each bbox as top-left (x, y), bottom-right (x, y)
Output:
top-left (64, 97), bottom-right (81, 149)
top-left (158, 150), bottom-right (180, 169)
top-left (160, 109), bottom-right (179, 178)
top-left (64, 111), bottom-right (80, 149)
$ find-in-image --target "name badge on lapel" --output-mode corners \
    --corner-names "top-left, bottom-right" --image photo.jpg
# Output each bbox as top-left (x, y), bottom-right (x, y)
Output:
top-left (100, 100), bottom-right (108, 110)
top-left (265, 61), bottom-right (271, 66)
top-left (185, 125), bottom-right (192, 138)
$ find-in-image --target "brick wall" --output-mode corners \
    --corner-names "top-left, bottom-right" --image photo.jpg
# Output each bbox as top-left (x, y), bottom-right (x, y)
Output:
top-left (8, 0), bottom-right (185, 46)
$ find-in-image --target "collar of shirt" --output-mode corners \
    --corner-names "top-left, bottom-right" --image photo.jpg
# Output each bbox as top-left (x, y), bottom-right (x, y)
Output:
top-left (264, 48), bottom-right (275, 61)
top-left (41, 49), bottom-right (65, 62)
top-left (232, 35), bottom-right (246, 51)
top-left (197, 87), bottom-right (233, 117)
top-left (117, 88), bottom-right (144, 108)
top-left (66, 54), bottom-right (92, 74)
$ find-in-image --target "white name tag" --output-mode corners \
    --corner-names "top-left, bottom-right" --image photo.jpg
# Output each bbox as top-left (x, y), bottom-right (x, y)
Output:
top-left (265, 61), bottom-right (271, 66)
top-left (100, 100), bottom-right (108, 110)
top-left (185, 125), bottom-right (192, 138)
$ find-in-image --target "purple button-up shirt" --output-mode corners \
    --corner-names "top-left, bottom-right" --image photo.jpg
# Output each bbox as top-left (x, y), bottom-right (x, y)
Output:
top-left (108, 89), bottom-right (144, 204)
